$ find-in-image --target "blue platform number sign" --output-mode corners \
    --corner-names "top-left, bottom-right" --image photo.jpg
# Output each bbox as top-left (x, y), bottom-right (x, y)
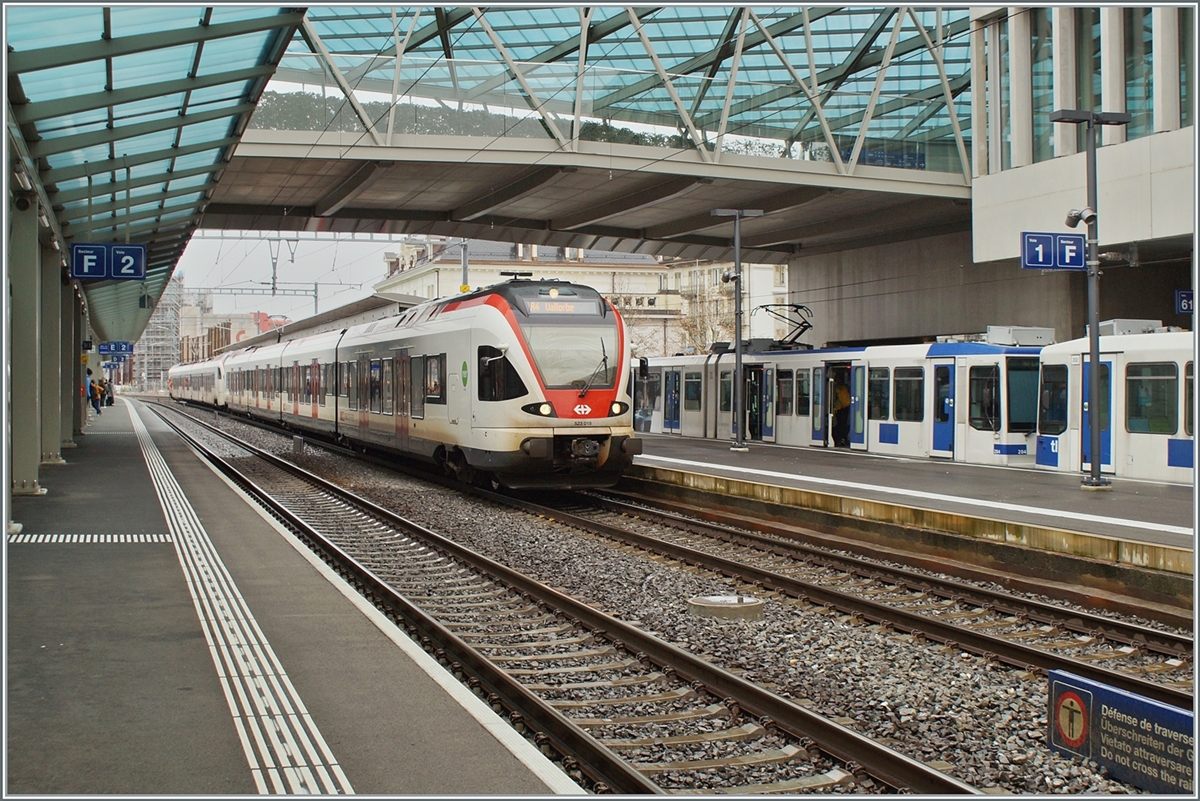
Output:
top-left (109, 341), bottom-right (133, 354)
top-left (70, 244), bottom-right (107, 279)
top-left (1048, 671), bottom-right (1194, 794)
top-left (1175, 290), bottom-right (1193, 315)
top-left (69, 243), bottom-right (145, 280)
top-left (1021, 232), bottom-right (1087, 271)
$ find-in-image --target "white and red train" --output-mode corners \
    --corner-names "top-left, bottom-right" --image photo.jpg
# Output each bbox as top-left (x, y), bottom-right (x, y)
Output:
top-left (169, 279), bottom-right (642, 489)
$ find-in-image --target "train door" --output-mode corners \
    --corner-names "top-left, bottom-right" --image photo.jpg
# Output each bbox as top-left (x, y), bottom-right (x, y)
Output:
top-left (826, 363), bottom-right (852, 447)
top-left (310, 359), bottom-right (319, 419)
top-left (849, 363), bottom-right (867, 450)
top-left (811, 366), bottom-right (826, 444)
top-left (1081, 357), bottom-right (1114, 473)
top-left (394, 350), bottom-right (409, 451)
top-left (761, 364), bottom-right (776, 443)
top-left (358, 355), bottom-right (371, 432)
top-left (931, 361), bottom-right (955, 456)
top-left (663, 369), bottom-right (681, 434)
top-left (744, 366), bottom-right (762, 440)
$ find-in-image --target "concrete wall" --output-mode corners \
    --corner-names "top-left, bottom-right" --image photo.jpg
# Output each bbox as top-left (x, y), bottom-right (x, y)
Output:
top-left (972, 127), bottom-right (1194, 263)
top-left (787, 231), bottom-right (1084, 345)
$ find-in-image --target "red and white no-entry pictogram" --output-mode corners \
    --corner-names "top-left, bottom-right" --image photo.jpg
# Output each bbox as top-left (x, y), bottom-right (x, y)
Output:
top-left (1055, 690), bottom-right (1089, 749)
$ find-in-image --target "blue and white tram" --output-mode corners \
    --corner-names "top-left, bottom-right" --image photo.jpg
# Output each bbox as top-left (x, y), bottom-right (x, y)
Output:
top-left (1034, 328), bottom-right (1194, 483)
top-left (635, 331), bottom-right (1050, 466)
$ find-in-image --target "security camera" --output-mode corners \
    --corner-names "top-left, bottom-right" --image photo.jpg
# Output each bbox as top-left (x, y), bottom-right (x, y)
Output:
top-left (1065, 207), bottom-right (1096, 228)
top-left (721, 270), bottom-right (736, 283)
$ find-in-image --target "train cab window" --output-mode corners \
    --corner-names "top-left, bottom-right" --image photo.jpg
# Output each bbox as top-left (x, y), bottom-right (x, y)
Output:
top-left (478, 346), bottom-right (528, 401)
top-left (426, 354), bottom-right (445, 404)
top-left (684, 372), bottom-right (702, 411)
top-left (411, 357), bottom-right (425, 419)
top-left (1126, 362), bottom-right (1178, 434)
top-left (796, 369), bottom-right (810, 416)
top-left (868, 367), bottom-right (889, 420)
top-left (893, 367), bottom-right (923, 421)
top-left (1038, 364), bottom-right (1068, 435)
top-left (969, 365), bottom-right (1000, 431)
top-left (1006, 358), bottom-right (1039, 432)
top-left (382, 358), bottom-right (394, 415)
top-left (347, 361), bottom-right (358, 410)
top-left (719, 371), bottom-right (732, 412)
top-left (1187, 362), bottom-right (1194, 436)
top-left (777, 370), bottom-right (794, 416)
top-left (370, 359), bottom-right (383, 413)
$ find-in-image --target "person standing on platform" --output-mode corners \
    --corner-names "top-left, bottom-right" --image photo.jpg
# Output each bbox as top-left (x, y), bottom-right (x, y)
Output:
top-left (88, 371), bottom-right (102, 416)
top-left (831, 376), bottom-right (851, 447)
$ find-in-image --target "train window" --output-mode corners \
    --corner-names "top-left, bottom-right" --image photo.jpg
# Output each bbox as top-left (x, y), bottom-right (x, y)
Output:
top-left (426, 354), bottom-right (445, 404)
top-left (868, 367), bottom-right (889, 420)
top-left (410, 357), bottom-right (425, 419)
top-left (1187, 362), bottom-right (1194, 436)
top-left (478, 346), bottom-right (528, 401)
top-left (1006, 357), bottom-right (1039, 432)
top-left (851, 366), bottom-right (866, 436)
top-left (684, 372), bottom-right (702, 411)
top-left (1126, 362), bottom-right (1178, 434)
top-left (634, 370), bottom-right (660, 431)
top-left (1038, 364), bottom-right (1068, 435)
top-left (370, 359), bottom-right (383, 413)
top-left (893, 368), bottom-right (923, 421)
top-left (969, 366), bottom-right (1000, 431)
top-left (347, 361), bottom-right (358, 411)
top-left (777, 370), bottom-right (794, 416)
top-left (796, 369), bottom-right (810, 416)
top-left (319, 363), bottom-right (328, 407)
top-left (382, 358), bottom-right (394, 415)
top-left (719, 371), bottom-right (732, 412)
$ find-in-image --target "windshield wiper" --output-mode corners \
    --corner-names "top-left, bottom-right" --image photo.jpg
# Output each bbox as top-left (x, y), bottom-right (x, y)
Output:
top-left (578, 339), bottom-right (608, 398)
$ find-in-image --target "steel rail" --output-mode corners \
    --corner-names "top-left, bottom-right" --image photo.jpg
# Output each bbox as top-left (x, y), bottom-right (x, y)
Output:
top-left (150, 405), bottom-right (660, 795)
top-left (153, 403), bottom-right (979, 795)
top-left (587, 491), bottom-right (1195, 655)
top-left (499, 493), bottom-right (1193, 712)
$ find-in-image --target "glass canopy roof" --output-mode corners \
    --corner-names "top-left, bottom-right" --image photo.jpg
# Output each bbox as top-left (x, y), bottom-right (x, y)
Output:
top-left (5, 5), bottom-right (303, 342)
top-left (277, 6), bottom-right (971, 170)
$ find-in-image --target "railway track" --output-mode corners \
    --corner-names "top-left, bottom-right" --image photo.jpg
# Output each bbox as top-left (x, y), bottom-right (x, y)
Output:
top-left (504, 490), bottom-right (1193, 711)
top-left (149, 402), bottom-right (979, 794)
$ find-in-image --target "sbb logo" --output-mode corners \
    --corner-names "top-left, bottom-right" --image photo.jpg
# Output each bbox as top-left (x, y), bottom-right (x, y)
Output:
top-left (573, 404), bottom-right (592, 415)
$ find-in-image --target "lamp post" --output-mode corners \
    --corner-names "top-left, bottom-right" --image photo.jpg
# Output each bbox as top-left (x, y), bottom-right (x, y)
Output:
top-left (712, 208), bottom-right (763, 451)
top-left (1049, 109), bottom-right (1130, 490)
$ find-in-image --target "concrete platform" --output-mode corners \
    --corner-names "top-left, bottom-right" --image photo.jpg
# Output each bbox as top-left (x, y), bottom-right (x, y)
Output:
top-left (7, 398), bottom-right (582, 795)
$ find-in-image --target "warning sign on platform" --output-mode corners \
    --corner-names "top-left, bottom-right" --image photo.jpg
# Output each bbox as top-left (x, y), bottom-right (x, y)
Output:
top-left (1049, 671), bottom-right (1194, 794)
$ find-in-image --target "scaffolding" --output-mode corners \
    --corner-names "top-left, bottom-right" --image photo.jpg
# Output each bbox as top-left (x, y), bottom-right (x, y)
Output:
top-left (133, 273), bottom-right (182, 392)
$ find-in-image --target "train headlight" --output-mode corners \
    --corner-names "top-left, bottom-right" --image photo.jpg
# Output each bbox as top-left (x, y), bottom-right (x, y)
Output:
top-left (609, 401), bottom-right (629, 416)
top-left (522, 402), bottom-right (556, 417)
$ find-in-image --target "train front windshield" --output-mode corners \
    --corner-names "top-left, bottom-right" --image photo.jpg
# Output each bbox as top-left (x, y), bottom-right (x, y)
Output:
top-left (509, 285), bottom-right (619, 391)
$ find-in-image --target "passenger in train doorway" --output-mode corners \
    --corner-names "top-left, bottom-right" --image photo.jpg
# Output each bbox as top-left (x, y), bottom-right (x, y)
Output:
top-left (831, 376), bottom-right (851, 447)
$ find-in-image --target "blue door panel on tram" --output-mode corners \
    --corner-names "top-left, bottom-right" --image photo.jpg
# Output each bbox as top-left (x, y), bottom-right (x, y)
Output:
top-left (1081, 360), bottom-right (1113, 472)
top-left (664, 370), bottom-right (681, 433)
top-left (849, 364), bottom-right (866, 447)
top-left (932, 363), bottom-right (955, 454)
top-left (811, 367), bottom-right (825, 444)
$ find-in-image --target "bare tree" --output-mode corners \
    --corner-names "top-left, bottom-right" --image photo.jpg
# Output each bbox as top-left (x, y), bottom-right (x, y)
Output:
top-left (678, 282), bottom-right (735, 353)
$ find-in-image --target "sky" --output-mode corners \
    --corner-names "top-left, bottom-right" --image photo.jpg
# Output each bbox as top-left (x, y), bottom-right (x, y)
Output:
top-left (174, 231), bottom-right (403, 323)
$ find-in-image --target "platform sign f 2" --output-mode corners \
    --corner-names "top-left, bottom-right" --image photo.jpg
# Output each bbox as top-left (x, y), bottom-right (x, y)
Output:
top-left (70, 243), bottom-right (146, 280)
top-left (1021, 232), bottom-right (1086, 271)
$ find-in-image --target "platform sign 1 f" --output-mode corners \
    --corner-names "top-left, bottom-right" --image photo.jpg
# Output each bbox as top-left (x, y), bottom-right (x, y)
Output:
top-left (1021, 232), bottom-right (1086, 271)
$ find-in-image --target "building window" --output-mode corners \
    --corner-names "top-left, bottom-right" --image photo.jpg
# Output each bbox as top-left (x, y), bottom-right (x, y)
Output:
top-left (774, 265), bottom-right (786, 286)
top-left (1076, 8), bottom-right (1102, 151)
top-left (1182, 7), bottom-right (1194, 128)
top-left (1031, 6), bottom-right (1054, 163)
top-left (1125, 7), bottom-right (1154, 140)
